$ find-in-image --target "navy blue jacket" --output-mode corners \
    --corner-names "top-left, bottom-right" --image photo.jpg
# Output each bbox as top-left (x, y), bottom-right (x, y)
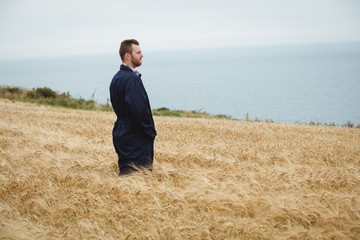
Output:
top-left (110, 65), bottom-right (156, 165)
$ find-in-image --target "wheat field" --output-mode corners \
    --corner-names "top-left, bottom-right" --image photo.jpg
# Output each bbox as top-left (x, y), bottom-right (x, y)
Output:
top-left (0, 99), bottom-right (360, 239)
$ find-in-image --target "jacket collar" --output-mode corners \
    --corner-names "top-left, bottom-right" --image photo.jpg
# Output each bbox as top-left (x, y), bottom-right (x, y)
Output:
top-left (120, 64), bottom-right (141, 77)
top-left (120, 64), bottom-right (133, 71)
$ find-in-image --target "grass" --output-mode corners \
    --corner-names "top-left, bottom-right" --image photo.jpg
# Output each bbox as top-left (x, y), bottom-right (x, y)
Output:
top-left (0, 86), bottom-right (112, 111)
top-left (152, 107), bottom-right (233, 120)
top-left (0, 86), bottom-right (232, 119)
top-left (1, 101), bottom-right (360, 239)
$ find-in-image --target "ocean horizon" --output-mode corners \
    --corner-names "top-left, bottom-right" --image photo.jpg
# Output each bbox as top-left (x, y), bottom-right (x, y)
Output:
top-left (1, 41), bottom-right (360, 124)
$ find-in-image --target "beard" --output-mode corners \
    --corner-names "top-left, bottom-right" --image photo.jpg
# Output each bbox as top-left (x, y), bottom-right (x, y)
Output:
top-left (130, 55), bottom-right (142, 68)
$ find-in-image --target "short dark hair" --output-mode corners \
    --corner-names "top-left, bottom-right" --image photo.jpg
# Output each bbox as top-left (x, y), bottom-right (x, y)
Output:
top-left (119, 39), bottom-right (139, 61)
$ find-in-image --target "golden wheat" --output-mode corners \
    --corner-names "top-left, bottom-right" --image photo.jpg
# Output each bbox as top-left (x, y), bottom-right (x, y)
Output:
top-left (0, 99), bottom-right (359, 239)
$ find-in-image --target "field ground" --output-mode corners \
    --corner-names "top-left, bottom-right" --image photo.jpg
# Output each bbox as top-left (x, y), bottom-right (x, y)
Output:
top-left (1, 99), bottom-right (360, 239)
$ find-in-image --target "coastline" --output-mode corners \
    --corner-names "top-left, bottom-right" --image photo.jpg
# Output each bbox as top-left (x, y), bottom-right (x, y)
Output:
top-left (1, 85), bottom-right (359, 128)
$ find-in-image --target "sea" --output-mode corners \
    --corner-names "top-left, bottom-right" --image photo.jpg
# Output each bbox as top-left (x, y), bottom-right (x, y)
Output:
top-left (1, 41), bottom-right (360, 125)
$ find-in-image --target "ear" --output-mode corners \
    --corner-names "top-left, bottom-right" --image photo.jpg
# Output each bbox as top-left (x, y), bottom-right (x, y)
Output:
top-left (124, 52), bottom-right (131, 60)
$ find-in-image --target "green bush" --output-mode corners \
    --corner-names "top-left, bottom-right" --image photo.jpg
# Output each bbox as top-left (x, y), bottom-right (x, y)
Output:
top-left (0, 86), bottom-right (27, 100)
top-left (27, 87), bottom-right (56, 99)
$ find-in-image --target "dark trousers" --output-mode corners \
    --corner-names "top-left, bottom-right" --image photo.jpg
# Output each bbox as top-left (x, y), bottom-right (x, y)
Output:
top-left (117, 141), bottom-right (154, 175)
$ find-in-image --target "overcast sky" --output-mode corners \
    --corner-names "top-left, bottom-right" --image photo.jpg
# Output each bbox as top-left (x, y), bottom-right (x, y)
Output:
top-left (1, 0), bottom-right (360, 58)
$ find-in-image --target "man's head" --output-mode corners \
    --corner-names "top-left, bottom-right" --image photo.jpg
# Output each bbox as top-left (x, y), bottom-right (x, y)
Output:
top-left (119, 39), bottom-right (143, 69)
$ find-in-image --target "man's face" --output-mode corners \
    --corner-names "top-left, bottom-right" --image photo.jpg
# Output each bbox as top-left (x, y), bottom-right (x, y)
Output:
top-left (130, 44), bottom-right (143, 68)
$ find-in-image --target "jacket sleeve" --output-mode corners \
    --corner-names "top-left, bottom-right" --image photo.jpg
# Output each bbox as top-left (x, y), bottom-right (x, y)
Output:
top-left (124, 76), bottom-right (156, 139)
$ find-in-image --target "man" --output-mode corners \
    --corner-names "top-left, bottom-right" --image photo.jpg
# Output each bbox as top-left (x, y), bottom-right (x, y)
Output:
top-left (109, 39), bottom-right (157, 175)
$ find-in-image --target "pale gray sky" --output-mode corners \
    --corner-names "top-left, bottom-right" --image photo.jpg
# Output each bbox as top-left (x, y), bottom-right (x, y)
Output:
top-left (1, 0), bottom-right (360, 58)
